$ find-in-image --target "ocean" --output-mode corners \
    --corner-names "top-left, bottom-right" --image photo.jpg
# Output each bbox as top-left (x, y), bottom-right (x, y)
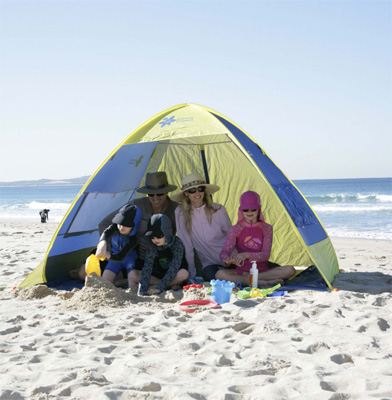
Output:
top-left (0, 178), bottom-right (391, 241)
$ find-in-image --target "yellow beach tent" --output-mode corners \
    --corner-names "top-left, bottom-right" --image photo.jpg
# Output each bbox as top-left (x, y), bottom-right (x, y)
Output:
top-left (20, 104), bottom-right (339, 289)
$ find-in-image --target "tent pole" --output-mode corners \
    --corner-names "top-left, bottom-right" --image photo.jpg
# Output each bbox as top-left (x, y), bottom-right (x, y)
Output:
top-left (200, 144), bottom-right (210, 184)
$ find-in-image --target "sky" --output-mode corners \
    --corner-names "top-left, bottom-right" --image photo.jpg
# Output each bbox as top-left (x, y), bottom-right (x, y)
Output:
top-left (0, 0), bottom-right (391, 182)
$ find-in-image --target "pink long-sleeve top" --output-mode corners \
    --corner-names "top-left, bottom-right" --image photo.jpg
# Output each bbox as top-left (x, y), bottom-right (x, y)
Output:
top-left (175, 203), bottom-right (232, 279)
top-left (220, 220), bottom-right (273, 274)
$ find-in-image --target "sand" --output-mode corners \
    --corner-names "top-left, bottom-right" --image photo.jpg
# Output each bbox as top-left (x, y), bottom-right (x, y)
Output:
top-left (0, 220), bottom-right (391, 400)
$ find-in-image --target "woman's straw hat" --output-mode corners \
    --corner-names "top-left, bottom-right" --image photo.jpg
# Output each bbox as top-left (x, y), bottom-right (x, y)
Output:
top-left (171, 173), bottom-right (220, 203)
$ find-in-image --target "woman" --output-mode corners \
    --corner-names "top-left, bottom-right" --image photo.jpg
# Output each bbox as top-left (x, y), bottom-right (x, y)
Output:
top-left (173, 173), bottom-right (232, 281)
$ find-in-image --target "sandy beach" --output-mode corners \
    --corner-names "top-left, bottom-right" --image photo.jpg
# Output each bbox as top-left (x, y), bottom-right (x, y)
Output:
top-left (0, 220), bottom-right (391, 400)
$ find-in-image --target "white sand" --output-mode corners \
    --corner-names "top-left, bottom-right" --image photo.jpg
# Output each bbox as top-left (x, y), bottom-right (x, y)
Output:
top-left (0, 220), bottom-right (391, 400)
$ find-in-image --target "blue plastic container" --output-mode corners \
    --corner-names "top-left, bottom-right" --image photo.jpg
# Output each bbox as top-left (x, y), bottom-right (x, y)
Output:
top-left (210, 279), bottom-right (235, 304)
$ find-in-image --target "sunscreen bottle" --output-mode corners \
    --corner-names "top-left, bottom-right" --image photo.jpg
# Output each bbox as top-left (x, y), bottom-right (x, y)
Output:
top-left (249, 261), bottom-right (259, 288)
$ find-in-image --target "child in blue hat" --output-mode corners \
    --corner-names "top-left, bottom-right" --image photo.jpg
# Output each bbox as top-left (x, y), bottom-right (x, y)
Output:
top-left (99, 204), bottom-right (142, 288)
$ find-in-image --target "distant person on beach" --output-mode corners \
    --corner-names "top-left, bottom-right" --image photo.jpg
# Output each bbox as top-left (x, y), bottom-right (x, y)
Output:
top-left (98, 204), bottom-right (142, 288)
top-left (218, 190), bottom-right (295, 286)
top-left (129, 214), bottom-right (189, 295)
top-left (39, 209), bottom-right (50, 223)
top-left (173, 173), bottom-right (232, 282)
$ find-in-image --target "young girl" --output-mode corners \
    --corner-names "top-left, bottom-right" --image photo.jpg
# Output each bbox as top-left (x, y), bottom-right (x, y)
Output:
top-left (218, 191), bottom-right (295, 286)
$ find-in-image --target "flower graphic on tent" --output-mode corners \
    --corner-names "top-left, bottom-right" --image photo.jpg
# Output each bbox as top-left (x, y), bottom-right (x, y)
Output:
top-left (159, 116), bottom-right (176, 127)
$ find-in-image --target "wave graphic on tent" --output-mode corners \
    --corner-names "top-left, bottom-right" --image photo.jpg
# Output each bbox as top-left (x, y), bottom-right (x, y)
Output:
top-left (20, 104), bottom-right (339, 289)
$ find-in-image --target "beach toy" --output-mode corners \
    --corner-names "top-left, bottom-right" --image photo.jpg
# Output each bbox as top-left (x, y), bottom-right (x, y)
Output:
top-left (210, 279), bottom-right (235, 305)
top-left (250, 288), bottom-right (264, 298)
top-left (179, 299), bottom-right (218, 313)
top-left (236, 290), bottom-right (251, 299)
top-left (183, 284), bottom-right (203, 290)
top-left (267, 291), bottom-right (288, 297)
top-left (233, 281), bottom-right (244, 293)
top-left (85, 254), bottom-right (105, 276)
top-left (249, 283), bottom-right (282, 298)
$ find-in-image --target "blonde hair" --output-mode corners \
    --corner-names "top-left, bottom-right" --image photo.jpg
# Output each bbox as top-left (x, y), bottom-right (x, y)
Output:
top-left (180, 191), bottom-right (220, 233)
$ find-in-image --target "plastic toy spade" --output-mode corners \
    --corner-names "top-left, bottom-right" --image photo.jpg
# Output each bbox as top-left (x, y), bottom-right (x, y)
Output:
top-left (85, 254), bottom-right (104, 276)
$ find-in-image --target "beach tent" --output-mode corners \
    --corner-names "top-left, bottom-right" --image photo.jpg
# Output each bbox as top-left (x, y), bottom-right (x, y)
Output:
top-left (20, 104), bottom-right (339, 289)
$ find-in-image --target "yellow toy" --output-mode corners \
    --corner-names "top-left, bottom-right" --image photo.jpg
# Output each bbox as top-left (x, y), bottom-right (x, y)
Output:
top-left (85, 254), bottom-right (105, 276)
top-left (249, 284), bottom-right (282, 298)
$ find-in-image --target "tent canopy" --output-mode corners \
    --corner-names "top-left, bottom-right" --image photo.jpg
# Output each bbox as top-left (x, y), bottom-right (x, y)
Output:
top-left (20, 104), bottom-right (339, 289)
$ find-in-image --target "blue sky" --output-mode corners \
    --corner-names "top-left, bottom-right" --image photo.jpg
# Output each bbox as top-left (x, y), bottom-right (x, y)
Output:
top-left (0, 0), bottom-right (391, 181)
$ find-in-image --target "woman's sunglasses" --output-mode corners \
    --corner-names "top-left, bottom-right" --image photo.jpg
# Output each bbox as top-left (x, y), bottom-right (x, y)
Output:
top-left (186, 186), bottom-right (206, 194)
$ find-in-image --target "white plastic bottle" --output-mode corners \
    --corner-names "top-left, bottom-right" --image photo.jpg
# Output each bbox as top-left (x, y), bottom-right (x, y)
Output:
top-left (249, 261), bottom-right (259, 288)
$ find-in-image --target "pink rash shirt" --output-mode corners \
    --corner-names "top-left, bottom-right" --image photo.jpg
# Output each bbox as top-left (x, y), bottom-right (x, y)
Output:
top-left (175, 203), bottom-right (232, 279)
top-left (220, 220), bottom-right (273, 274)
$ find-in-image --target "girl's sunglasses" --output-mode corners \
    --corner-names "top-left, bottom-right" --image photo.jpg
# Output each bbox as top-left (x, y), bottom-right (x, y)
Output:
top-left (187, 186), bottom-right (206, 194)
top-left (242, 209), bottom-right (258, 212)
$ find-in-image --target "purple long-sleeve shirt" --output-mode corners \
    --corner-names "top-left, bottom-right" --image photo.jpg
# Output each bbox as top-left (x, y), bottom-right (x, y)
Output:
top-left (175, 203), bottom-right (232, 279)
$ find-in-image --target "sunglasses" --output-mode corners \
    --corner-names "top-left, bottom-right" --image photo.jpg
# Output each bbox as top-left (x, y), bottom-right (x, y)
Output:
top-left (187, 186), bottom-right (206, 194)
top-left (152, 235), bottom-right (165, 239)
top-left (242, 209), bottom-right (258, 212)
top-left (148, 193), bottom-right (165, 197)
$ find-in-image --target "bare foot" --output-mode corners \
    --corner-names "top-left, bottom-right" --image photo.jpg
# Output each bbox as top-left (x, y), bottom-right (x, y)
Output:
top-left (69, 269), bottom-right (80, 279)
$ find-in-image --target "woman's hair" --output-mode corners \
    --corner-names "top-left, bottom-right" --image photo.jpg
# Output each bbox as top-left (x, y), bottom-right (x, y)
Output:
top-left (180, 190), bottom-right (220, 233)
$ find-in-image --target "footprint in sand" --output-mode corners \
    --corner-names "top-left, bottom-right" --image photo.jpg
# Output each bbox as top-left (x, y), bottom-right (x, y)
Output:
top-left (298, 342), bottom-right (330, 354)
top-left (0, 325), bottom-right (22, 335)
top-left (217, 354), bottom-right (233, 366)
top-left (97, 345), bottom-right (117, 354)
top-left (330, 353), bottom-right (354, 364)
top-left (320, 381), bottom-right (337, 392)
top-left (131, 382), bottom-right (161, 392)
top-left (228, 385), bottom-right (252, 395)
top-left (103, 334), bottom-right (123, 341)
top-left (377, 318), bottom-right (390, 331)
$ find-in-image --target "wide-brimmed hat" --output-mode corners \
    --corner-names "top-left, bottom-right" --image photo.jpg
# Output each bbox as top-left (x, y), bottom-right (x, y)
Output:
top-left (136, 172), bottom-right (177, 194)
top-left (171, 173), bottom-right (220, 203)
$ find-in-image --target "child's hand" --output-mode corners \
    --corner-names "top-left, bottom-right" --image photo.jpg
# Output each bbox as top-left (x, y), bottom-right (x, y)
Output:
top-left (147, 288), bottom-right (162, 295)
top-left (105, 252), bottom-right (111, 260)
top-left (95, 241), bottom-right (107, 258)
top-left (223, 256), bottom-right (235, 265)
top-left (235, 252), bottom-right (249, 267)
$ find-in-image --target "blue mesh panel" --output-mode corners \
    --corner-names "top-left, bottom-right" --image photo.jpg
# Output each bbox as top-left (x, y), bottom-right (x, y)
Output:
top-left (85, 142), bottom-right (157, 193)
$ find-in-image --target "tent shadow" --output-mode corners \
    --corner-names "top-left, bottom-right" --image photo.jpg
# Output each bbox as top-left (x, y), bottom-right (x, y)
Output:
top-left (334, 271), bottom-right (392, 294)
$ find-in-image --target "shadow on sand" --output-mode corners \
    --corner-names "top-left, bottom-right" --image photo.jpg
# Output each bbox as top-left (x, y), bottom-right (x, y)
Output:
top-left (334, 271), bottom-right (392, 294)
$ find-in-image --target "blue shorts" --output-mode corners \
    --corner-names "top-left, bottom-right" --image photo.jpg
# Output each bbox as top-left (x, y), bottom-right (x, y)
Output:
top-left (105, 253), bottom-right (135, 276)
